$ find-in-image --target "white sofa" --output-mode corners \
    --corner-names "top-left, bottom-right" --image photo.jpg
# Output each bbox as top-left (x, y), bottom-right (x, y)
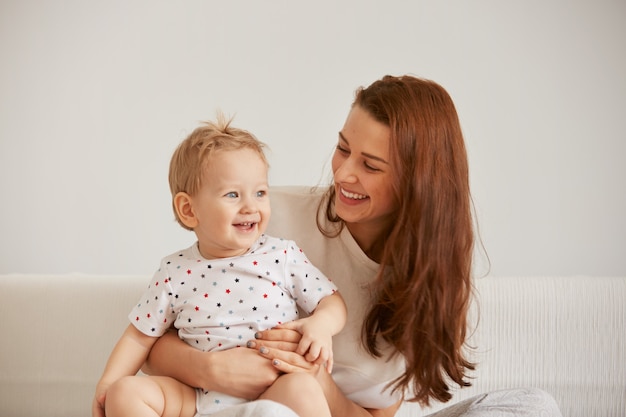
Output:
top-left (0, 274), bottom-right (624, 417)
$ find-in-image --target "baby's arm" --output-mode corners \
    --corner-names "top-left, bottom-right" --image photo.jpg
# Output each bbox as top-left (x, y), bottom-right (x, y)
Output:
top-left (93, 324), bottom-right (158, 415)
top-left (279, 292), bottom-right (347, 372)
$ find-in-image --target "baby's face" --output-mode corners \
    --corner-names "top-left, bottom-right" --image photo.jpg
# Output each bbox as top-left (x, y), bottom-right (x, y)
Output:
top-left (190, 148), bottom-right (270, 260)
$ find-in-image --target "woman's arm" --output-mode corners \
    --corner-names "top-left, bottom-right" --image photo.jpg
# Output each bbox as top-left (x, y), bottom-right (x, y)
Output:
top-left (143, 330), bottom-right (281, 400)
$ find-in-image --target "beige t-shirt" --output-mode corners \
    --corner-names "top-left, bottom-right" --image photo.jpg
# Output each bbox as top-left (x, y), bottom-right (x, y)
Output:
top-left (267, 186), bottom-right (405, 409)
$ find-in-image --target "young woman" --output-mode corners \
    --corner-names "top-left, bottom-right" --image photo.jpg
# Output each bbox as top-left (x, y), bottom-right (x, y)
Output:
top-left (142, 75), bottom-right (562, 417)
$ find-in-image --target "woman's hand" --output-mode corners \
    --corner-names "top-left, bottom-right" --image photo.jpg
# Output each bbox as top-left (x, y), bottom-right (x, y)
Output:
top-left (145, 330), bottom-right (281, 400)
top-left (249, 327), bottom-right (324, 375)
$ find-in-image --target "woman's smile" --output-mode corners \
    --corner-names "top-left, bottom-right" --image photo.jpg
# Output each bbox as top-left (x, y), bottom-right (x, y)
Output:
top-left (339, 187), bottom-right (369, 201)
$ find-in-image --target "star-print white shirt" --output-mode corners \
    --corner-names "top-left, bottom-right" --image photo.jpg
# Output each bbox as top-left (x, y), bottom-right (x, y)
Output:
top-left (129, 234), bottom-right (338, 352)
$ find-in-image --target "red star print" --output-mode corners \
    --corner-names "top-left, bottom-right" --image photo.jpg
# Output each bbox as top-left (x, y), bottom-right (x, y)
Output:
top-left (204, 293), bottom-right (208, 298)
top-left (135, 316), bottom-right (139, 321)
top-left (146, 313), bottom-right (151, 318)
top-left (187, 269), bottom-right (192, 275)
top-left (195, 306), bottom-right (200, 311)
top-left (253, 261), bottom-right (258, 266)
top-left (226, 289), bottom-right (231, 294)
top-left (263, 294), bottom-right (268, 298)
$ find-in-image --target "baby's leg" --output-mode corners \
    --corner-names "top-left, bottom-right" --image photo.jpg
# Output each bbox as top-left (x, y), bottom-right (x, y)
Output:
top-left (259, 373), bottom-right (331, 417)
top-left (105, 375), bottom-right (197, 417)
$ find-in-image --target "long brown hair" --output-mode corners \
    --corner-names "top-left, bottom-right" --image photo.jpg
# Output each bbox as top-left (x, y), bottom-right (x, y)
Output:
top-left (319, 75), bottom-right (475, 405)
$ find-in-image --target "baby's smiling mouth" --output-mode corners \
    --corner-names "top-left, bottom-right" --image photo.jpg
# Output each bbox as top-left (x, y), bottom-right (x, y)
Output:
top-left (234, 222), bottom-right (257, 231)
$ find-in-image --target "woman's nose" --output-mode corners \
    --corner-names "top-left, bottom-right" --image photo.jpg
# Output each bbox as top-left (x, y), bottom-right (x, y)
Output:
top-left (334, 158), bottom-right (358, 183)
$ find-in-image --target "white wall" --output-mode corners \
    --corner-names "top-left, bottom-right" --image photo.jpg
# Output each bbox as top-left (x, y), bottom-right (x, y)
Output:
top-left (1, 0), bottom-right (624, 277)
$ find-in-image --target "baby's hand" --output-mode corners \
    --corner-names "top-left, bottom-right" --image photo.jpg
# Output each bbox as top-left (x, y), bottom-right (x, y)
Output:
top-left (278, 317), bottom-right (334, 372)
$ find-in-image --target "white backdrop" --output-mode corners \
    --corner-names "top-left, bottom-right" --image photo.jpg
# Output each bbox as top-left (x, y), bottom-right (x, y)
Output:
top-left (1, 0), bottom-right (625, 277)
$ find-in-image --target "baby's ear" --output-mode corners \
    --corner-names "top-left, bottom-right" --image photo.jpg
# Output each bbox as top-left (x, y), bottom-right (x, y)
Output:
top-left (173, 192), bottom-right (198, 229)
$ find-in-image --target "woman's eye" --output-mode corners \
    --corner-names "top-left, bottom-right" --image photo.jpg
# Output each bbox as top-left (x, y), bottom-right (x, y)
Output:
top-left (364, 162), bottom-right (381, 172)
top-left (225, 192), bottom-right (238, 198)
top-left (336, 144), bottom-right (349, 154)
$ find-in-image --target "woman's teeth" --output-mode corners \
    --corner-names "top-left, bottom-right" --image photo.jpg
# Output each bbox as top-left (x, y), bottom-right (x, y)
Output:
top-left (341, 188), bottom-right (367, 200)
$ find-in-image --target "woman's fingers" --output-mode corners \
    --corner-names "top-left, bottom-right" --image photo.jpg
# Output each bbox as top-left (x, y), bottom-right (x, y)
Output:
top-left (246, 327), bottom-right (302, 352)
top-left (270, 357), bottom-right (322, 375)
top-left (255, 327), bottom-right (302, 343)
top-left (257, 345), bottom-right (315, 371)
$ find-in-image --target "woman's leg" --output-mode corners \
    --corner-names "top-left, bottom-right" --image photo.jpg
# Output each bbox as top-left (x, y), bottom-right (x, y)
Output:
top-left (105, 375), bottom-right (197, 417)
top-left (259, 373), bottom-right (331, 417)
top-left (426, 388), bottom-right (562, 417)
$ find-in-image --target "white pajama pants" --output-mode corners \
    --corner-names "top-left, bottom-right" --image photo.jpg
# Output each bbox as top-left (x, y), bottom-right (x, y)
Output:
top-left (199, 387), bottom-right (562, 417)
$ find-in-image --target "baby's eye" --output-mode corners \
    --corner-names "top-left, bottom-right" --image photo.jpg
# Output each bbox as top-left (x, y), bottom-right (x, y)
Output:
top-left (225, 191), bottom-right (239, 198)
top-left (256, 190), bottom-right (267, 198)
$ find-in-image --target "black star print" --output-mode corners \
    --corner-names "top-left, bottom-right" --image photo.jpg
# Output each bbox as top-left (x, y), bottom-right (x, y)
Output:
top-left (252, 306), bottom-right (257, 311)
top-left (217, 303), bottom-right (222, 307)
top-left (275, 259), bottom-right (279, 264)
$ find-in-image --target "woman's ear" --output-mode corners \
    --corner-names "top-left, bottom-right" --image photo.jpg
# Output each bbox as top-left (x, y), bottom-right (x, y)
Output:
top-left (174, 192), bottom-right (198, 229)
